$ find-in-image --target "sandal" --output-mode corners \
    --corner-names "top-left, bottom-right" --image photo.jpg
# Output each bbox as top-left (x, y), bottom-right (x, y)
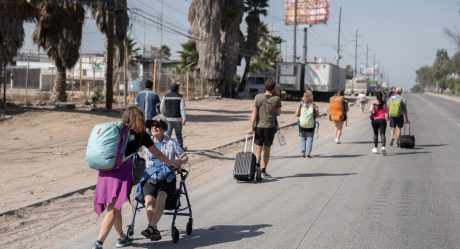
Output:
top-left (141, 226), bottom-right (154, 239)
top-left (150, 228), bottom-right (162, 241)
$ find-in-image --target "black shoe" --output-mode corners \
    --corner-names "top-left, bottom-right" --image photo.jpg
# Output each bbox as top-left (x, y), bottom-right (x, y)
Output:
top-left (150, 228), bottom-right (162, 241)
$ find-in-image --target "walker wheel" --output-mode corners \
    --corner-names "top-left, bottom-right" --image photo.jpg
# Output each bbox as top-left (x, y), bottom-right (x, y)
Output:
top-left (127, 225), bottom-right (134, 238)
top-left (186, 218), bottom-right (193, 235)
top-left (172, 227), bottom-right (180, 243)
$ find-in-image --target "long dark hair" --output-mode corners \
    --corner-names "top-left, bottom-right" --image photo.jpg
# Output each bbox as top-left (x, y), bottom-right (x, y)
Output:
top-left (376, 92), bottom-right (384, 109)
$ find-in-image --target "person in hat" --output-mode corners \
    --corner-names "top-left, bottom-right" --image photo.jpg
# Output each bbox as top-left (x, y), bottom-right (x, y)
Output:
top-left (160, 83), bottom-right (187, 150)
top-left (141, 115), bottom-right (188, 241)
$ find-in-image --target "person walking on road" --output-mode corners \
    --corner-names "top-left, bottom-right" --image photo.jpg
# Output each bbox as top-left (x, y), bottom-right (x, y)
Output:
top-left (370, 91), bottom-right (388, 155)
top-left (357, 91), bottom-right (367, 113)
top-left (135, 80), bottom-right (161, 122)
top-left (248, 79), bottom-right (282, 180)
top-left (295, 90), bottom-right (319, 158)
top-left (387, 87), bottom-right (410, 147)
top-left (328, 90), bottom-right (348, 144)
top-left (92, 107), bottom-right (180, 249)
top-left (160, 83), bottom-right (187, 150)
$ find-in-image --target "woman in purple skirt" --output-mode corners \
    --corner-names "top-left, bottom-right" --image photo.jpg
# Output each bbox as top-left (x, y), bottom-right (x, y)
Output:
top-left (92, 106), bottom-right (181, 249)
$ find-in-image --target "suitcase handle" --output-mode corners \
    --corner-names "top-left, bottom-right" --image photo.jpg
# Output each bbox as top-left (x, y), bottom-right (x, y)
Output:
top-left (244, 134), bottom-right (255, 153)
top-left (404, 123), bottom-right (411, 135)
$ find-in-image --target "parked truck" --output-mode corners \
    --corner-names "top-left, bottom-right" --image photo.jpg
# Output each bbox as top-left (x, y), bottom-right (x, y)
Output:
top-left (303, 62), bottom-right (346, 100)
top-left (276, 62), bottom-right (346, 101)
top-left (353, 76), bottom-right (370, 95)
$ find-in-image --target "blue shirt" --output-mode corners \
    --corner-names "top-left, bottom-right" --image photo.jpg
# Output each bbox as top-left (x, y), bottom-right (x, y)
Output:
top-left (135, 89), bottom-right (161, 120)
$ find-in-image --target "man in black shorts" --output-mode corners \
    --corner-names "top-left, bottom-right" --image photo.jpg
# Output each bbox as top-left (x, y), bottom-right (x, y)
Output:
top-left (248, 79), bottom-right (282, 180)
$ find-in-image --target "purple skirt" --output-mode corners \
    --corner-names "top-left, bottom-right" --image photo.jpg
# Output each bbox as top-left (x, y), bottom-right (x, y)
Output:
top-left (93, 159), bottom-right (133, 216)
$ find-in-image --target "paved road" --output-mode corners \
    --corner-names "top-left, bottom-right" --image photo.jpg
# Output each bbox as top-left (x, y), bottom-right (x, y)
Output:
top-left (61, 93), bottom-right (460, 249)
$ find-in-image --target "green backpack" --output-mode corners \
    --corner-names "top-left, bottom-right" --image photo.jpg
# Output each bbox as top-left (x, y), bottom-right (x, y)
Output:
top-left (388, 98), bottom-right (403, 117)
top-left (299, 103), bottom-right (315, 129)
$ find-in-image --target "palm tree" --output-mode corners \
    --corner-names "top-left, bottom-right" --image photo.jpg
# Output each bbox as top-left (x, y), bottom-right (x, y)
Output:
top-left (159, 45), bottom-right (171, 60)
top-left (32, 1), bottom-right (85, 103)
top-left (85, 0), bottom-right (128, 110)
top-left (249, 23), bottom-right (282, 73)
top-left (0, 1), bottom-right (35, 103)
top-left (177, 39), bottom-right (198, 71)
top-left (239, 0), bottom-right (269, 91)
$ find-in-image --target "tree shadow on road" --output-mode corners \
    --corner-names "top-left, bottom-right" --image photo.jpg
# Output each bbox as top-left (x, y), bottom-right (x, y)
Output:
top-left (314, 154), bottom-right (365, 158)
top-left (346, 141), bottom-right (374, 144)
top-left (131, 224), bottom-right (272, 248)
top-left (415, 144), bottom-right (448, 148)
top-left (255, 172), bottom-right (358, 183)
top-left (386, 151), bottom-right (431, 156)
top-left (186, 149), bottom-right (234, 160)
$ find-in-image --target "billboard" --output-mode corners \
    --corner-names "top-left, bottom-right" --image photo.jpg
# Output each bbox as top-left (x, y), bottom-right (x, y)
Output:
top-left (284, 0), bottom-right (330, 25)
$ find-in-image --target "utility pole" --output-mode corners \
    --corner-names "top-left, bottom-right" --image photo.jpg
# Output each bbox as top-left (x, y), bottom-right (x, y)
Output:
top-left (336, 7), bottom-right (342, 66)
top-left (303, 27), bottom-right (308, 63)
top-left (372, 53), bottom-right (376, 81)
top-left (354, 29), bottom-right (358, 77)
top-left (293, 0), bottom-right (298, 63)
top-left (124, 38), bottom-right (128, 106)
top-left (366, 44), bottom-right (370, 76)
top-left (25, 49), bottom-right (30, 104)
top-left (106, 0), bottom-right (114, 110)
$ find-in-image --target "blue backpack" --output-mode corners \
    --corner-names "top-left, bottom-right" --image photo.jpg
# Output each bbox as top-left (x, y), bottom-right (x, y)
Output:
top-left (86, 121), bottom-right (130, 171)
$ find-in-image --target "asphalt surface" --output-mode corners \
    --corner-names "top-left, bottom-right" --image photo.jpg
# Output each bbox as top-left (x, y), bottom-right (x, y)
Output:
top-left (60, 93), bottom-right (460, 249)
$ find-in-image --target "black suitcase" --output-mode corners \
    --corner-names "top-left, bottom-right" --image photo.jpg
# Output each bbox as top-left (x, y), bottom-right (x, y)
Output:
top-left (400, 123), bottom-right (415, 148)
top-left (233, 134), bottom-right (257, 181)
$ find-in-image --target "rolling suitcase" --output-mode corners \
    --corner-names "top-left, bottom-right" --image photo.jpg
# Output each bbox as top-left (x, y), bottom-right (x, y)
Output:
top-left (400, 123), bottom-right (415, 148)
top-left (233, 134), bottom-right (257, 181)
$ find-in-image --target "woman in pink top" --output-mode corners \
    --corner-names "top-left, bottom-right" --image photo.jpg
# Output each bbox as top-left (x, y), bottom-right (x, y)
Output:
top-left (369, 91), bottom-right (388, 155)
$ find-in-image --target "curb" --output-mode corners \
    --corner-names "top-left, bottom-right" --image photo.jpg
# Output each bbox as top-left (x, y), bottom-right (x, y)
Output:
top-left (0, 185), bottom-right (96, 217)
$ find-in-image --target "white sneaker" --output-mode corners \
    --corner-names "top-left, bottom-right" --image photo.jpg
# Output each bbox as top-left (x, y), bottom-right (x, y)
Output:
top-left (381, 147), bottom-right (387, 156)
top-left (335, 138), bottom-right (339, 144)
top-left (372, 147), bottom-right (378, 154)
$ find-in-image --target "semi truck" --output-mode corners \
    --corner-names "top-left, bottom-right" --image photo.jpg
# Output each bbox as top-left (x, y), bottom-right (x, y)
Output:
top-left (353, 76), bottom-right (370, 95)
top-left (276, 62), bottom-right (346, 101)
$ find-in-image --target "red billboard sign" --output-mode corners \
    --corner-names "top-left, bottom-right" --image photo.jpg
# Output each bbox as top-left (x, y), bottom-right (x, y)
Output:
top-left (284, 0), bottom-right (330, 25)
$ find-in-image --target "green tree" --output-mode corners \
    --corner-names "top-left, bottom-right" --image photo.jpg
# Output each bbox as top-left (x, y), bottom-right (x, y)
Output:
top-left (85, 0), bottom-right (129, 110)
top-left (249, 23), bottom-right (282, 73)
top-left (159, 45), bottom-right (171, 60)
top-left (32, 1), bottom-right (85, 102)
top-left (0, 1), bottom-right (35, 103)
top-left (177, 39), bottom-right (199, 71)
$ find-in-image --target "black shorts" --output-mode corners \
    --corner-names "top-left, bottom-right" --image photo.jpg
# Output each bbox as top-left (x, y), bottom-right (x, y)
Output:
top-left (390, 116), bottom-right (404, 128)
top-left (143, 180), bottom-right (176, 197)
top-left (254, 127), bottom-right (277, 147)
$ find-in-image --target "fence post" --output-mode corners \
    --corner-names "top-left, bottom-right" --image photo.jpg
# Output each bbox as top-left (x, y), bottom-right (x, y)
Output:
top-left (186, 70), bottom-right (190, 101)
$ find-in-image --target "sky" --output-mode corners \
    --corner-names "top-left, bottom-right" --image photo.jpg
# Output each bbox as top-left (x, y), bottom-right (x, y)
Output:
top-left (22, 0), bottom-right (460, 90)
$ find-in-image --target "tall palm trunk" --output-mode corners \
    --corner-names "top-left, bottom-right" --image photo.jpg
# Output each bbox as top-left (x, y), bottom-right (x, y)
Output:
top-left (221, 0), bottom-right (244, 97)
top-left (55, 63), bottom-right (67, 101)
top-left (189, 0), bottom-right (223, 96)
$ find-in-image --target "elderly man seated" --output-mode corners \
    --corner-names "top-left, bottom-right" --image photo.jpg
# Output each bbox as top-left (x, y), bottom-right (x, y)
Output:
top-left (141, 115), bottom-right (188, 241)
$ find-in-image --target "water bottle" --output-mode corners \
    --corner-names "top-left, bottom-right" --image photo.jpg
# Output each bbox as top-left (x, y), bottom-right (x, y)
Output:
top-left (277, 131), bottom-right (286, 146)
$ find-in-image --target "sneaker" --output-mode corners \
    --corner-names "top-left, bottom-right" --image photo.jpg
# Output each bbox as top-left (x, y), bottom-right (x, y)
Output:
top-left (302, 151), bottom-right (306, 158)
top-left (92, 242), bottom-right (103, 249)
top-left (372, 147), bottom-right (378, 154)
top-left (115, 236), bottom-right (133, 248)
top-left (262, 172), bottom-right (271, 178)
top-left (389, 138), bottom-right (394, 146)
top-left (255, 167), bottom-right (262, 181)
top-left (381, 147), bottom-right (387, 156)
top-left (306, 155), bottom-right (312, 158)
top-left (335, 138), bottom-right (339, 144)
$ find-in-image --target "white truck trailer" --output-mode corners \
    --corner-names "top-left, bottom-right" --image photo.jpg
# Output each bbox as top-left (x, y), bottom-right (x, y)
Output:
top-left (304, 63), bottom-right (346, 100)
top-left (353, 76), bottom-right (370, 95)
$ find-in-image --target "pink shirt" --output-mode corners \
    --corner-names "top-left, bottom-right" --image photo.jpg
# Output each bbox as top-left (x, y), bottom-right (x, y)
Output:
top-left (372, 106), bottom-right (386, 120)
